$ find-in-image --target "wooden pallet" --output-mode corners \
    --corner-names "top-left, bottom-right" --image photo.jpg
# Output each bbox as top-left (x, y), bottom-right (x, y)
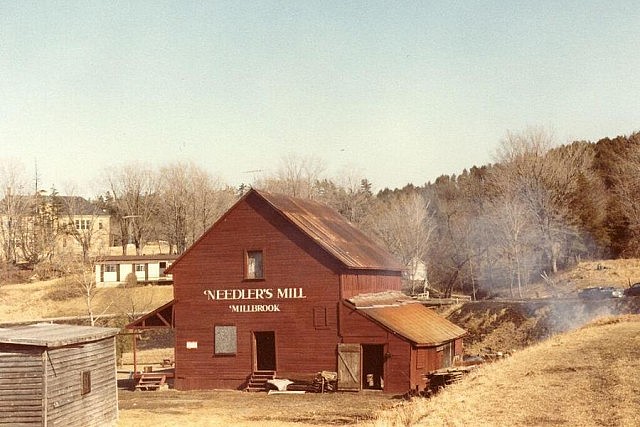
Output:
top-left (135, 373), bottom-right (167, 391)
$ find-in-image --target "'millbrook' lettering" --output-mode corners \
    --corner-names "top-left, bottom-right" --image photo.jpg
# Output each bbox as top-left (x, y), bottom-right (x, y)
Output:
top-left (229, 304), bottom-right (281, 313)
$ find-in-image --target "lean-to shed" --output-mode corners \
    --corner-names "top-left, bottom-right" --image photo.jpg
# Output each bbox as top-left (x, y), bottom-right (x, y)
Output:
top-left (0, 323), bottom-right (120, 427)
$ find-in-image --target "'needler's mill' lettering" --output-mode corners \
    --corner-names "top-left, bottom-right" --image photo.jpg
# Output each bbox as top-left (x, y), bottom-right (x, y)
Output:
top-left (203, 287), bottom-right (306, 313)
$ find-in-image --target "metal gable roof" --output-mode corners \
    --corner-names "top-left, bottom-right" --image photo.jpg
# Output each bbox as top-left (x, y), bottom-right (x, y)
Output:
top-left (166, 188), bottom-right (404, 274)
top-left (256, 190), bottom-right (403, 271)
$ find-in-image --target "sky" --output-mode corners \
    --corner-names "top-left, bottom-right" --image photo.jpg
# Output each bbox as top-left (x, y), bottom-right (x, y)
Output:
top-left (1, 1), bottom-right (640, 196)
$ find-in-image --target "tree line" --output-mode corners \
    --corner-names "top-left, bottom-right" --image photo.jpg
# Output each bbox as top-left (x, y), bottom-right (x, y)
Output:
top-left (1, 129), bottom-right (640, 298)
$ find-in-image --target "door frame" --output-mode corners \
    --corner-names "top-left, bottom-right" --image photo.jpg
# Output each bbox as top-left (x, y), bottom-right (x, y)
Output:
top-left (252, 331), bottom-right (276, 371)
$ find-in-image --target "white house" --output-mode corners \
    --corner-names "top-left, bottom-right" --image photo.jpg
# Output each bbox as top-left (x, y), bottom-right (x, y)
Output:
top-left (94, 254), bottom-right (176, 287)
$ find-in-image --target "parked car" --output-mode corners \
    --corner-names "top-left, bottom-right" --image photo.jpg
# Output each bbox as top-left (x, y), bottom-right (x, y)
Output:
top-left (624, 283), bottom-right (640, 297)
top-left (578, 286), bottom-right (623, 299)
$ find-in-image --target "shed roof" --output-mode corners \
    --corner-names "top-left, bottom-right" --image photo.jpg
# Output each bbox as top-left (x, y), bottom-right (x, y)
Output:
top-left (0, 323), bottom-right (119, 348)
top-left (125, 299), bottom-right (175, 329)
top-left (349, 292), bottom-right (466, 346)
top-left (256, 190), bottom-right (403, 271)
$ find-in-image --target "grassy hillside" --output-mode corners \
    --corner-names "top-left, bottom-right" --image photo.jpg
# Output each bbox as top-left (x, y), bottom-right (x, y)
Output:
top-left (373, 315), bottom-right (640, 426)
top-left (508, 259), bottom-right (640, 298)
top-left (0, 278), bottom-right (173, 324)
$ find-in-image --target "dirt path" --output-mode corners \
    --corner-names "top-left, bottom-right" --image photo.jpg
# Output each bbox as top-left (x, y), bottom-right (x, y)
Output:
top-left (118, 389), bottom-right (398, 426)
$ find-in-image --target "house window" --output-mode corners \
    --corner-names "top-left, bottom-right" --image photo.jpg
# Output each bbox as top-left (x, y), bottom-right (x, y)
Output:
top-left (81, 371), bottom-right (91, 395)
top-left (245, 250), bottom-right (264, 280)
top-left (105, 264), bottom-right (117, 273)
top-left (98, 221), bottom-right (103, 230)
top-left (214, 325), bottom-right (237, 355)
top-left (75, 219), bottom-right (90, 230)
top-left (135, 264), bottom-right (146, 272)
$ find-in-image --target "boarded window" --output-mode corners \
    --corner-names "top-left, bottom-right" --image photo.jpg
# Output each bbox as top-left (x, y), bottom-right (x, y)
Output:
top-left (246, 250), bottom-right (264, 279)
top-left (81, 371), bottom-right (91, 395)
top-left (214, 325), bottom-right (237, 355)
top-left (313, 306), bottom-right (328, 329)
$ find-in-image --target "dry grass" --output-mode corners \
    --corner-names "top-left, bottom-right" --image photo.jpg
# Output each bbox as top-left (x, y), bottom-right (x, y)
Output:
top-left (372, 315), bottom-right (640, 426)
top-left (517, 259), bottom-right (640, 298)
top-left (3, 266), bottom-right (640, 425)
top-left (118, 389), bottom-right (398, 427)
top-left (0, 279), bottom-right (173, 324)
top-left (117, 315), bottom-right (640, 426)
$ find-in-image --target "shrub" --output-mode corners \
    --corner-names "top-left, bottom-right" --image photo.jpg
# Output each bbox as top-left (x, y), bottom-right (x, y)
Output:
top-left (124, 272), bottom-right (138, 288)
top-left (45, 276), bottom-right (85, 301)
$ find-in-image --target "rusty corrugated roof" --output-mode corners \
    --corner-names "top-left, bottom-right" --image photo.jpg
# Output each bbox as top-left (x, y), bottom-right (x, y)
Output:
top-left (353, 296), bottom-right (466, 346)
top-left (349, 290), bottom-right (413, 307)
top-left (256, 190), bottom-right (403, 271)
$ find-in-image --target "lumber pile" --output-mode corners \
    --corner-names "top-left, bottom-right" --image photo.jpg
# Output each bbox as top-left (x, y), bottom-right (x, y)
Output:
top-left (425, 366), bottom-right (475, 392)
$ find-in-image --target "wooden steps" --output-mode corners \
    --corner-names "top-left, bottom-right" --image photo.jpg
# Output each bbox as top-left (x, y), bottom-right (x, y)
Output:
top-left (245, 370), bottom-right (276, 392)
top-left (135, 373), bottom-right (167, 391)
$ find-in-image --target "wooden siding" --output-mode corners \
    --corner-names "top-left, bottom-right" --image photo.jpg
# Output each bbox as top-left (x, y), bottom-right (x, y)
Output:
top-left (0, 345), bottom-right (43, 426)
top-left (162, 191), bottom-right (451, 394)
top-left (172, 196), bottom-right (344, 390)
top-left (339, 302), bottom-right (414, 394)
top-left (339, 303), bottom-right (463, 394)
top-left (45, 338), bottom-right (118, 427)
top-left (341, 272), bottom-right (402, 300)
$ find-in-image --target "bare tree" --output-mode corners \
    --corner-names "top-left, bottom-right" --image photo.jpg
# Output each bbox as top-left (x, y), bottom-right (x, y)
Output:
top-left (57, 253), bottom-right (110, 326)
top-left (367, 192), bottom-right (436, 294)
top-left (58, 195), bottom-right (110, 262)
top-left (486, 193), bottom-right (536, 298)
top-left (104, 164), bottom-right (160, 255)
top-left (158, 162), bottom-right (236, 253)
top-left (493, 127), bottom-right (588, 273)
top-left (255, 153), bottom-right (326, 199)
top-left (0, 160), bottom-right (30, 263)
top-left (608, 134), bottom-right (640, 255)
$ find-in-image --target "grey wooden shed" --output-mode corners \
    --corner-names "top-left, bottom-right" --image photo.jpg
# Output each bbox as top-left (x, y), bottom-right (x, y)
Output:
top-left (0, 323), bottom-right (119, 426)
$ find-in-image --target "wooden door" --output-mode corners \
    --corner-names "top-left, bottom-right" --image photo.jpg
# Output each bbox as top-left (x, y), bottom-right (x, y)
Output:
top-left (337, 343), bottom-right (361, 391)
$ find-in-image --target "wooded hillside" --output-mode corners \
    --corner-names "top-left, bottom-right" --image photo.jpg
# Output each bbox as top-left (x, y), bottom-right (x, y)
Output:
top-left (372, 130), bottom-right (640, 298)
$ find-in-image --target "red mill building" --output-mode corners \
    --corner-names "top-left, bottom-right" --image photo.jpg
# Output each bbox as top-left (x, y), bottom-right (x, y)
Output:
top-left (129, 189), bottom-right (465, 394)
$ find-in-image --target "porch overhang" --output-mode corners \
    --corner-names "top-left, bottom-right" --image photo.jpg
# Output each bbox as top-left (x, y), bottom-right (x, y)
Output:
top-left (126, 300), bottom-right (176, 329)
